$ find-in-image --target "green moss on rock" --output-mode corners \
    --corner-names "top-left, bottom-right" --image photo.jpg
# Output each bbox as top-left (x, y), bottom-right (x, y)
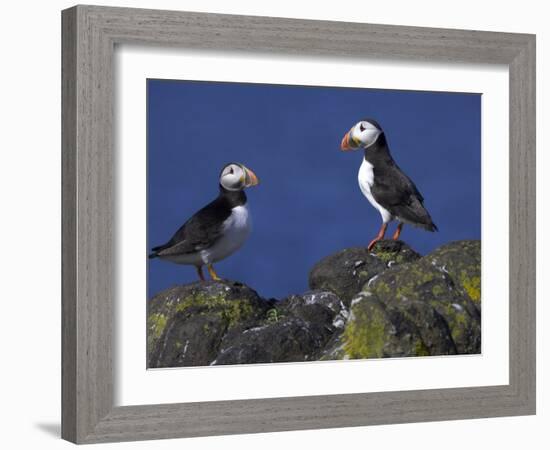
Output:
top-left (414, 339), bottom-right (430, 357)
top-left (149, 312), bottom-right (167, 339)
top-left (461, 273), bottom-right (481, 304)
top-left (370, 240), bottom-right (421, 266)
top-left (147, 240), bottom-right (481, 367)
top-left (350, 241), bottom-right (481, 357)
top-left (147, 312), bottom-right (167, 355)
top-left (343, 298), bottom-right (388, 358)
top-left (147, 281), bottom-right (269, 368)
top-left (427, 240), bottom-right (481, 307)
top-left (342, 293), bottom-right (437, 359)
top-left (174, 293), bottom-right (256, 328)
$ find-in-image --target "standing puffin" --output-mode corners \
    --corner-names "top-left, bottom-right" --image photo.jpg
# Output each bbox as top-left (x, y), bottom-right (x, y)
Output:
top-left (149, 163), bottom-right (259, 281)
top-left (340, 118), bottom-right (437, 251)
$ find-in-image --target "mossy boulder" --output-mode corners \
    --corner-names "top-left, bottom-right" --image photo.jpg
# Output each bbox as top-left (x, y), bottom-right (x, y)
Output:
top-left (369, 239), bottom-right (422, 266)
top-left (308, 248), bottom-right (385, 306)
top-left (213, 317), bottom-right (328, 365)
top-left (147, 240), bottom-right (481, 367)
top-left (213, 290), bottom-right (347, 365)
top-left (427, 240), bottom-right (481, 308)
top-left (343, 292), bottom-right (437, 358)
top-left (341, 242), bottom-right (481, 359)
top-left (277, 290), bottom-right (348, 330)
top-left (319, 333), bottom-right (348, 360)
top-left (147, 284), bottom-right (347, 367)
top-left (147, 281), bottom-right (271, 368)
top-left (308, 241), bottom-right (421, 306)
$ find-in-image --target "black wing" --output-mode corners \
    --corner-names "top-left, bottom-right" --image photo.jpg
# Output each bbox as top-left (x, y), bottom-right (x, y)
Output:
top-left (149, 197), bottom-right (231, 258)
top-left (371, 163), bottom-right (437, 231)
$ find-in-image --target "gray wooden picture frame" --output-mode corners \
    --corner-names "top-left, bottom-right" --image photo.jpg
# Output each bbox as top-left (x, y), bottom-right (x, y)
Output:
top-left (61, 4), bottom-right (536, 444)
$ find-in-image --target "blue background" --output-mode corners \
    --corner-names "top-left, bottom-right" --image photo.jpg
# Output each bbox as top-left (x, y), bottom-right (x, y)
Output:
top-left (147, 79), bottom-right (481, 300)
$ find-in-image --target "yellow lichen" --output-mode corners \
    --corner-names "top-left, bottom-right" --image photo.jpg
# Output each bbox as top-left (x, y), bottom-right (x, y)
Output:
top-left (414, 340), bottom-right (430, 356)
top-left (432, 284), bottom-right (444, 296)
top-left (461, 275), bottom-right (481, 304)
top-left (174, 294), bottom-right (255, 328)
top-left (343, 304), bottom-right (387, 359)
top-left (148, 313), bottom-right (167, 340)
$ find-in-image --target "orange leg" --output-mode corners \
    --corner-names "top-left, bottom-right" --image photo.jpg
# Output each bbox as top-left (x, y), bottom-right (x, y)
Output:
top-left (196, 265), bottom-right (205, 281)
top-left (207, 264), bottom-right (221, 281)
top-left (368, 223), bottom-right (388, 251)
top-left (392, 222), bottom-right (404, 241)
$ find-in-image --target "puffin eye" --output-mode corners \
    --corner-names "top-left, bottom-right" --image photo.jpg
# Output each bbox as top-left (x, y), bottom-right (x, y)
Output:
top-left (359, 123), bottom-right (366, 132)
top-left (228, 167), bottom-right (234, 175)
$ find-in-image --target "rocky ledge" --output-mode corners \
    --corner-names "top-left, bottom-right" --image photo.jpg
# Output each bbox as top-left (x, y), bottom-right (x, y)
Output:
top-left (148, 240), bottom-right (481, 368)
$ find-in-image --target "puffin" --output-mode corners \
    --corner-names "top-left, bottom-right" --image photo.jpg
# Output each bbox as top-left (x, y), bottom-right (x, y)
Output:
top-left (149, 163), bottom-right (259, 281)
top-left (340, 118), bottom-right (437, 251)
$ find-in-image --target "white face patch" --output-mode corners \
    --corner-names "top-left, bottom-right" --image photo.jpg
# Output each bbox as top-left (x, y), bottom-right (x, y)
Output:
top-left (220, 164), bottom-right (245, 191)
top-left (351, 121), bottom-right (382, 148)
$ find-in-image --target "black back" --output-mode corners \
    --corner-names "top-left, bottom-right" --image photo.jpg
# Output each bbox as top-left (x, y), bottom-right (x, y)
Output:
top-left (149, 187), bottom-right (247, 258)
top-left (365, 134), bottom-right (437, 231)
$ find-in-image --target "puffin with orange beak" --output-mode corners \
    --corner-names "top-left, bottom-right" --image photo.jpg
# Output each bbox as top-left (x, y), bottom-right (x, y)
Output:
top-left (341, 118), bottom-right (437, 251)
top-left (149, 163), bottom-right (259, 281)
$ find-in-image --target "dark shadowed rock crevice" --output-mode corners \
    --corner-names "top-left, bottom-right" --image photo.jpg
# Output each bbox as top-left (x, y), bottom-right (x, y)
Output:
top-left (148, 239), bottom-right (481, 368)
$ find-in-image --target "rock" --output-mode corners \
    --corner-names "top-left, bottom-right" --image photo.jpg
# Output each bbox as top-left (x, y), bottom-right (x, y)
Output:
top-left (147, 281), bottom-right (270, 368)
top-left (319, 333), bottom-right (348, 360)
top-left (427, 240), bottom-right (481, 308)
top-left (343, 292), bottom-right (429, 358)
top-left (213, 290), bottom-right (347, 365)
top-left (369, 239), bottom-right (422, 266)
top-left (308, 248), bottom-right (386, 305)
top-left (147, 240), bottom-right (481, 367)
top-left (278, 290), bottom-right (348, 330)
top-left (308, 241), bottom-right (421, 306)
top-left (213, 318), bottom-right (327, 365)
top-left (341, 241), bottom-right (481, 359)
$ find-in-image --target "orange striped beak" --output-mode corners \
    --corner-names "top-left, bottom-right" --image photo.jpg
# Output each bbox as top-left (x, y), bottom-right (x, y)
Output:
top-left (340, 129), bottom-right (357, 151)
top-left (243, 166), bottom-right (259, 187)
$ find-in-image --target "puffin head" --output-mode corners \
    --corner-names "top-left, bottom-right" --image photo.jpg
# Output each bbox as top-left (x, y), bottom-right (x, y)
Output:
top-left (219, 163), bottom-right (259, 191)
top-left (340, 118), bottom-right (383, 151)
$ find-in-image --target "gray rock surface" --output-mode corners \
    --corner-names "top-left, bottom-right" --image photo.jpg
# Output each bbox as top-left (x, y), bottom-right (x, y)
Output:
top-left (308, 241), bottom-right (421, 306)
top-left (213, 290), bottom-right (347, 365)
top-left (342, 243), bottom-right (481, 359)
top-left (147, 240), bottom-right (481, 367)
top-left (147, 281), bottom-right (270, 368)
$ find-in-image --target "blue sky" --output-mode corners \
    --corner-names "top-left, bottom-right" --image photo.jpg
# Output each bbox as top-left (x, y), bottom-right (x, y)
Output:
top-left (147, 79), bottom-right (481, 299)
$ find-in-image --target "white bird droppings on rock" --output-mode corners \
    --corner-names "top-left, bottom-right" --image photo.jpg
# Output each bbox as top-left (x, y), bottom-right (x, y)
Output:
top-left (367, 274), bottom-right (380, 287)
top-left (332, 317), bottom-right (346, 329)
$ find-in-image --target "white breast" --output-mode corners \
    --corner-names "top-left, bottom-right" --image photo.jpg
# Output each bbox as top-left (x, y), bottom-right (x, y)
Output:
top-left (358, 159), bottom-right (392, 223)
top-left (200, 205), bottom-right (251, 264)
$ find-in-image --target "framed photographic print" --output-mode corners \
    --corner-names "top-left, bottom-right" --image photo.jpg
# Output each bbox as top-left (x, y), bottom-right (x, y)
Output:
top-left (62, 5), bottom-right (536, 444)
top-left (145, 79), bottom-right (482, 369)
